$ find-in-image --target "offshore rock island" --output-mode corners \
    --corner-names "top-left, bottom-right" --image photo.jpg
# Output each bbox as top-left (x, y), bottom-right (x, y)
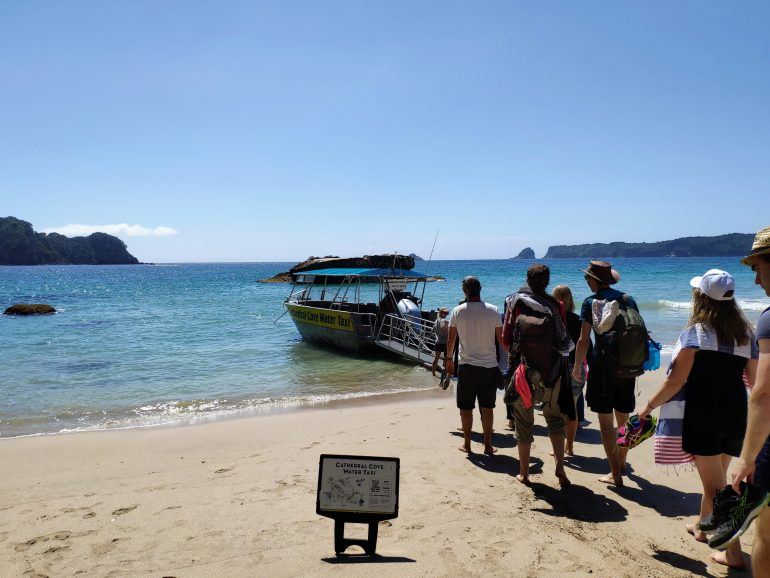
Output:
top-left (0, 216), bottom-right (140, 265)
top-left (515, 233), bottom-right (754, 259)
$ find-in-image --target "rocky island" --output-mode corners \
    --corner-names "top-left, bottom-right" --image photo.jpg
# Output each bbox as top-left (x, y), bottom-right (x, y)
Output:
top-left (0, 217), bottom-right (140, 265)
top-left (513, 233), bottom-right (753, 259)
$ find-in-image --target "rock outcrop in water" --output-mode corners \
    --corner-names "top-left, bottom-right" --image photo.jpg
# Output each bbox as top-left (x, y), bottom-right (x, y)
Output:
top-left (512, 247), bottom-right (536, 259)
top-left (4, 303), bottom-right (56, 315)
top-left (0, 217), bottom-right (140, 265)
top-left (543, 233), bottom-right (754, 258)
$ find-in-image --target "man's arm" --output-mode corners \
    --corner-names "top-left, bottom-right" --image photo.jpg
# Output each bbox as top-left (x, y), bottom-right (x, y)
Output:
top-left (445, 325), bottom-right (458, 375)
top-left (571, 321), bottom-right (592, 380)
top-left (732, 339), bottom-right (770, 491)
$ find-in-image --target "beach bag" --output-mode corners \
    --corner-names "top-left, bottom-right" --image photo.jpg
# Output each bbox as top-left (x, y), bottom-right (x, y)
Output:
top-left (599, 295), bottom-right (648, 379)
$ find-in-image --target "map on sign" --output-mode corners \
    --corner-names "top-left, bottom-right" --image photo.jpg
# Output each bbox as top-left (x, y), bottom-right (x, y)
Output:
top-left (318, 457), bottom-right (398, 515)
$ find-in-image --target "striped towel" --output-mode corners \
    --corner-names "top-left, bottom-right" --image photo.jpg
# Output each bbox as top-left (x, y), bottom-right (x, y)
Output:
top-left (653, 324), bottom-right (757, 466)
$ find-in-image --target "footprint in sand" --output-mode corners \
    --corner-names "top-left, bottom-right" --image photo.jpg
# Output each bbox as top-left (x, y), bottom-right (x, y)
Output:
top-left (0, 531), bottom-right (9, 543)
top-left (214, 466), bottom-right (235, 474)
top-left (43, 544), bottom-right (70, 555)
top-left (16, 537), bottom-right (49, 552)
top-left (82, 512), bottom-right (96, 519)
top-left (91, 537), bottom-right (123, 556)
top-left (23, 572), bottom-right (49, 578)
top-left (111, 505), bottom-right (138, 516)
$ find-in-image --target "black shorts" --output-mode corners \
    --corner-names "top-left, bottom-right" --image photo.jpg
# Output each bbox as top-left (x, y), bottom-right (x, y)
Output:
top-left (585, 362), bottom-right (635, 414)
top-left (682, 403), bottom-right (746, 458)
top-left (755, 437), bottom-right (770, 493)
top-left (457, 364), bottom-right (498, 411)
top-left (434, 342), bottom-right (447, 354)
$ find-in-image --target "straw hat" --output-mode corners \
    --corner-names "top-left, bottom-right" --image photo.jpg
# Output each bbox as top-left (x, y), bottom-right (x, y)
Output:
top-left (741, 226), bottom-right (770, 265)
top-left (580, 260), bottom-right (621, 285)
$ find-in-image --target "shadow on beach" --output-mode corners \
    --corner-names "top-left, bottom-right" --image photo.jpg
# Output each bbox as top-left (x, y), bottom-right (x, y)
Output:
top-left (619, 472), bottom-right (701, 518)
top-left (322, 553), bottom-right (417, 564)
top-left (528, 482), bottom-right (628, 523)
top-left (649, 549), bottom-right (726, 577)
top-left (449, 429), bottom-right (517, 449)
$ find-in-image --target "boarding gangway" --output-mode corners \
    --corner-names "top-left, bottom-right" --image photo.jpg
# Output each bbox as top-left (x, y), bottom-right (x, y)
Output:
top-left (374, 313), bottom-right (437, 367)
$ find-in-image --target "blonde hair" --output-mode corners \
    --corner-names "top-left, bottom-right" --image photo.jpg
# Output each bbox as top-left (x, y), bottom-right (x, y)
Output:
top-left (552, 284), bottom-right (575, 312)
top-left (688, 288), bottom-right (752, 346)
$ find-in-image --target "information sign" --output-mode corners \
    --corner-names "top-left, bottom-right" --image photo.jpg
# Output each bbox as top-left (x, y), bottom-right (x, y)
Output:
top-left (316, 454), bottom-right (400, 556)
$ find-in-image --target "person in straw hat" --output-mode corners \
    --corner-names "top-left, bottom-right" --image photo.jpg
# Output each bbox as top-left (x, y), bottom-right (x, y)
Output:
top-left (727, 225), bottom-right (770, 574)
top-left (572, 260), bottom-right (639, 487)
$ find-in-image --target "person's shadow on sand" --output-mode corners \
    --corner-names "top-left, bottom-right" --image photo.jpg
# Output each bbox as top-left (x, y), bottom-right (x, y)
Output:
top-left (650, 548), bottom-right (751, 577)
top-left (449, 429), bottom-right (517, 449)
top-left (528, 482), bottom-right (628, 523)
top-left (617, 471), bottom-right (701, 518)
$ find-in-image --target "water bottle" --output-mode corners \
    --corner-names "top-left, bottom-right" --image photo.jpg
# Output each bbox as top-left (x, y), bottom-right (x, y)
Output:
top-left (643, 339), bottom-right (662, 371)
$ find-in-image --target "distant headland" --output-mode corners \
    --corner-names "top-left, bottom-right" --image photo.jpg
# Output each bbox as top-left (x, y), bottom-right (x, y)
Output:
top-left (514, 233), bottom-right (754, 259)
top-left (0, 217), bottom-right (140, 265)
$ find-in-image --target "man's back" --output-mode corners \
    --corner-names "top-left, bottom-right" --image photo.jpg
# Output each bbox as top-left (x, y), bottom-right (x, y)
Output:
top-left (450, 301), bottom-right (500, 368)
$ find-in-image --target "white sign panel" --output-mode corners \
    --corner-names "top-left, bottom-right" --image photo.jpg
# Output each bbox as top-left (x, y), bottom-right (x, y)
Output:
top-left (385, 278), bottom-right (409, 292)
top-left (319, 456), bottom-right (398, 515)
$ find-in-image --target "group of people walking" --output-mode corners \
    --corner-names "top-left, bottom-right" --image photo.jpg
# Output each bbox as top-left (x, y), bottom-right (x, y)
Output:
top-left (438, 225), bottom-right (770, 574)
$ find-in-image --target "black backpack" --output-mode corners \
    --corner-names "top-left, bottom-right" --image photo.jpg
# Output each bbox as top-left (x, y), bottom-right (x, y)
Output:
top-left (508, 298), bottom-right (561, 385)
top-left (599, 295), bottom-right (648, 379)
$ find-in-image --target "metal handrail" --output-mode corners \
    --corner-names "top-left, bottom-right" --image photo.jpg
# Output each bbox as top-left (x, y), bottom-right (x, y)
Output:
top-left (375, 313), bottom-right (438, 358)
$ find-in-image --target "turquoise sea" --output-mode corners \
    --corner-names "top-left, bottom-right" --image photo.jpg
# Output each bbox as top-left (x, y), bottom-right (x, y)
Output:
top-left (1, 258), bottom-right (766, 438)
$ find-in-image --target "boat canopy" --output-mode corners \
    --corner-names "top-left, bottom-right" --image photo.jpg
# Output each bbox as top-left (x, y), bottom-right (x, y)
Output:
top-left (294, 267), bottom-right (427, 279)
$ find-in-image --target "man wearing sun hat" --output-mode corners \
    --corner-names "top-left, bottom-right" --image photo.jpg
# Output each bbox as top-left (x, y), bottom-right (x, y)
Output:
top-left (572, 260), bottom-right (641, 487)
top-left (727, 226), bottom-right (770, 573)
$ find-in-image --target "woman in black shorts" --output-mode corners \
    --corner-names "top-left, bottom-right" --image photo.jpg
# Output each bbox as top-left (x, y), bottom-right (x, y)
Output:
top-left (639, 269), bottom-right (758, 570)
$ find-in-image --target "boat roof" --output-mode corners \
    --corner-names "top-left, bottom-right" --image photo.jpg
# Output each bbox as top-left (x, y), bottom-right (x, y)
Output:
top-left (294, 267), bottom-right (427, 279)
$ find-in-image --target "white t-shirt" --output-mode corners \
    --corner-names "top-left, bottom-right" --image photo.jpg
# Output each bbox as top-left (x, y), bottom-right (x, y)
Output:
top-left (449, 301), bottom-right (501, 368)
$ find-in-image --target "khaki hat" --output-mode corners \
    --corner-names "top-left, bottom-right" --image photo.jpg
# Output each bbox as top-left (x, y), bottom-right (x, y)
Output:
top-left (580, 260), bottom-right (621, 285)
top-left (741, 226), bottom-right (770, 265)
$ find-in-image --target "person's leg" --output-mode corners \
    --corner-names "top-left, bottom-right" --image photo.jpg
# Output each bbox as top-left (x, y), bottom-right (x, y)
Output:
top-left (597, 412), bottom-right (623, 485)
top-left (566, 395), bottom-right (579, 456)
top-left (513, 399), bottom-right (534, 483)
top-left (432, 350), bottom-right (440, 375)
top-left (459, 410), bottom-right (473, 453)
top-left (614, 409), bottom-right (630, 471)
top-left (692, 454), bottom-right (745, 568)
top-left (456, 365), bottom-right (475, 453)
top-left (752, 508), bottom-right (770, 578)
top-left (480, 407), bottom-right (496, 454)
top-left (476, 370), bottom-right (498, 455)
top-left (543, 381), bottom-right (570, 487)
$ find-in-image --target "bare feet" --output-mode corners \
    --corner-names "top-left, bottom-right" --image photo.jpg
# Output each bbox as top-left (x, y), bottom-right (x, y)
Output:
top-left (565, 446), bottom-right (575, 457)
top-left (598, 474), bottom-right (623, 487)
top-left (556, 468), bottom-right (572, 488)
top-left (685, 523), bottom-right (708, 543)
top-left (484, 446), bottom-right (498, 456)
top-left (516, 474), bottom-right (530, 484)
top-left (710, 551), bottom-right (746, 570)
top-left (458, 444), bottom-right (472, 454)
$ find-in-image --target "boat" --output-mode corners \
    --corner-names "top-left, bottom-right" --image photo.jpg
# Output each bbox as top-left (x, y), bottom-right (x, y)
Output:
top-left (283, 266), bottom-right (439, 366)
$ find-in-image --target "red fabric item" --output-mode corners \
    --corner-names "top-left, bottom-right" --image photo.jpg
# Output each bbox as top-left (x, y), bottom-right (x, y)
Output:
top-left (514, 364), bottom-right (532, 409)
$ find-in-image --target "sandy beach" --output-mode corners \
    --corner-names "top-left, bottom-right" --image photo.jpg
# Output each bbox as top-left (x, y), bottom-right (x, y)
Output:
top-left (0, 373), bottom-right (759, 577)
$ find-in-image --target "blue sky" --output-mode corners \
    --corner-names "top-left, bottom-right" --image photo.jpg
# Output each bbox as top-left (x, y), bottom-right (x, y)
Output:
top-left (1, 1), bottom-right (768, 262)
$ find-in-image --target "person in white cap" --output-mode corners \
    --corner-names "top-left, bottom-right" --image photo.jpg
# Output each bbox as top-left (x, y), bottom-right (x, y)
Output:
top-left (638, 268), bottom-right (758, 570)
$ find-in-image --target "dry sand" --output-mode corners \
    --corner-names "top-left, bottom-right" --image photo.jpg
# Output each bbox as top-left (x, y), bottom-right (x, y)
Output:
top-left (0, 373), bottom-right (760, 577)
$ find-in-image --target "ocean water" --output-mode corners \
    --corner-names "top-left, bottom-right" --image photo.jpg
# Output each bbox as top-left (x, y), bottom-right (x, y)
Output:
top-left (1, 258), bottom-right (766, 438)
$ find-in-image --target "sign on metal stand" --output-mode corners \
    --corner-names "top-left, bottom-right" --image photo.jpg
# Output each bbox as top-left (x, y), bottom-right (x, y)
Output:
top-left (316, 454), bottom-right (400, 556)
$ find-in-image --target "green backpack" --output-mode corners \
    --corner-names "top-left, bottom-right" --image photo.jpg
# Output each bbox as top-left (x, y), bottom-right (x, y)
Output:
top-left (600, 295), bottom-right (648, 379)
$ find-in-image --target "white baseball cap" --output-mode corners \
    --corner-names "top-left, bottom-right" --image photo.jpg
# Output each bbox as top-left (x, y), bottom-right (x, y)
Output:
top-left (689, 269), bottom-right (735, 301)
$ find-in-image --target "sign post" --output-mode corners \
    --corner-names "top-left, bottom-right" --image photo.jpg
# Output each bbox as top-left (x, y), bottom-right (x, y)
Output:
top-left (316, 454), bottom-right (400, 556)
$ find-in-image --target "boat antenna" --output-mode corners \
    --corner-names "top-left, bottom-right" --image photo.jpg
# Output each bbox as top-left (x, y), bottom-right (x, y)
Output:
top-left (418, 228), bottom-right (439, 305)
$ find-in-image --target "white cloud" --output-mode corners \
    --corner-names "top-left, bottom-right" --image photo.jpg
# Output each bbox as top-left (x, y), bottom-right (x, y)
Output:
top-left (42, 223), bottom-right (179, 238)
